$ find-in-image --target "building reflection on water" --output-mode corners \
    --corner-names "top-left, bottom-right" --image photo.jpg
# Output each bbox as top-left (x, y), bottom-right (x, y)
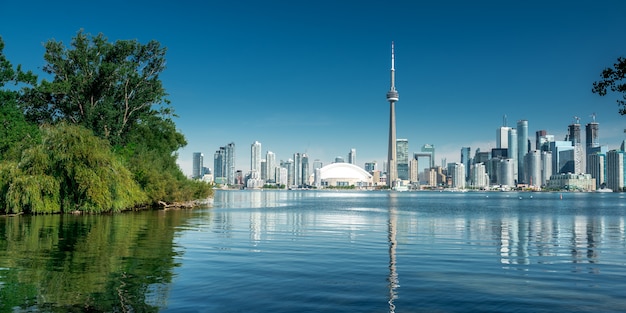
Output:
top-left (208, 190), bottom-right (626, 308)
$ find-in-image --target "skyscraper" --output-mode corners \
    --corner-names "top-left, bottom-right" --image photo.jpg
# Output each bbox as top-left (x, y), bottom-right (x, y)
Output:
top-left (225, 142), bottom-right (236, 185)
top-left (396, 139), bottom-right (409, 180)
top-left (568, 120), bottom-right (583, 173)
top-left (460, 147), bottom-right (471, 182)
top-left (606, 150), bottom-right (625, 191)
top-left (266, 151), bottom-right (276, 183)
top-left (251, 141), bottom-right (261, 179)
top-left (192, 152), bottom-right (203, 179)
top-left (496, 126), bottom-right (511, 149)
top-left (386, 42), bottom-right (399, 187)
top-left (302, 153), bottom-right (309, 186)
top-left (348, 148), bottom-right (356, 165)
top-left (508, 128), bottom-right (518, 182)
top-left (586, 121), bottom-right (600, 149)
top-left (517, 120), bottom-right (528, 183)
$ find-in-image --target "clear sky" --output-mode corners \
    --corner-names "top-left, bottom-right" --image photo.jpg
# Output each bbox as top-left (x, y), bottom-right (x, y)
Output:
top-left (2, 0), bottom-right (625, 177)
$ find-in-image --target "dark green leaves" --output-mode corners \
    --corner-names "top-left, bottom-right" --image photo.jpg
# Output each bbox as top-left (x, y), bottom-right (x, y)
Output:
top-left (592, 56), bottom-right (626, 115)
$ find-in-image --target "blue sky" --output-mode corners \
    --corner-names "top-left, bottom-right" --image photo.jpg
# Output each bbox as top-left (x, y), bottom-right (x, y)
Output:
top-left (2, 0), bottom-right (625, 176)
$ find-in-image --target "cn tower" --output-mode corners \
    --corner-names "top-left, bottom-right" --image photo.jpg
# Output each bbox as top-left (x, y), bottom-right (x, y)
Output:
top-left (386, 42), bottom-right (399, 187)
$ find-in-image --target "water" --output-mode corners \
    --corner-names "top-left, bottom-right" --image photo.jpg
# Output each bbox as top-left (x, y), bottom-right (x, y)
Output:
top-left (1, 190), bottom-right (625, 312)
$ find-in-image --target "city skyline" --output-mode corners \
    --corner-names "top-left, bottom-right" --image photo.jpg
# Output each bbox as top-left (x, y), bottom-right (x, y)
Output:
top-left (1, 1), bottom-right (626, 176)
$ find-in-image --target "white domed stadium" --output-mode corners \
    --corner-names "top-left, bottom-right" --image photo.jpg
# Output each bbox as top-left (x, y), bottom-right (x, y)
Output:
top-left (316, 163), bottom-right (373, 188)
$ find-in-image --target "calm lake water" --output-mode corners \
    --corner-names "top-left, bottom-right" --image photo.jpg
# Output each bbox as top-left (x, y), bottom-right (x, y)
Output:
top-left (1, 190), bottom-right (626, 312)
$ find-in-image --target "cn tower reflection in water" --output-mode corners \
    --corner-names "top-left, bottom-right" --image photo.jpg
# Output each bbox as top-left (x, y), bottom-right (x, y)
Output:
top-left (387, 193), bottom-right (399, 313)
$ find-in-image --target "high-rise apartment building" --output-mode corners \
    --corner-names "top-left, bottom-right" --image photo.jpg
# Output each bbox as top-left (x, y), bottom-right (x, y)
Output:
top-left (225, 142), bottom-right (236, 185)
top-left (302, 153), bottom-right (309, 186)
top-left (587, 153), bottom-right (606, 189)
top-left (451, 163), bottom-right (465, 189)
top-left (396, 139), bottom-right (409, 180)
top-left (365, 162), bottom-right (377, 172)
top-left (508, 128), bottom-right (518, 182)
top-left (461, 147), bottom-right (471, 182)
top-left (192, 152), bottom-right (203, 179)
top-left (496, 126), bottom-right (511, 149)
top-left (348, 148), bottom-right (356, 165)
top-left (535, 130), bottom-right (547, 151)
top-left (266, 151), bottom-right (276, 183)
top-left (525, 150), bottom-right (541, 187)
top-left (541, 151), bottom-right (552, 186)
top-left (517, 120), bottom-right (528, 183)
top-left (606, 150), bottom-right (625, 191)
top-left (293, 153), bottom-right (302, 187)
top-left (251, 141), bottom-right (262, 179)
top-left (585, 122), bottom-right (599, 149)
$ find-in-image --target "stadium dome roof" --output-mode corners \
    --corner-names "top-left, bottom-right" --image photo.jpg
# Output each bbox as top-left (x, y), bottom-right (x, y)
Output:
top-left (319, 163), bottom-right (372, 181)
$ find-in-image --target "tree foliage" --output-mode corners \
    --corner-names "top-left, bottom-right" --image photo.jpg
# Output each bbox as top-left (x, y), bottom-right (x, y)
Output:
top-left (592, 56), bottom-right (626, 115)
top-left (21, 30), bottom-right (170, 146)
top-left (0, 32), bottom-right (212, 214)
top-left (0, 123), bottom-right (147, 214)
top-left (0, 37), bottom-right (40, 160)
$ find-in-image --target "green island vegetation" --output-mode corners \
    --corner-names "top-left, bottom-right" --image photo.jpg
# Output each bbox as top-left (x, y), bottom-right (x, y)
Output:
top-left (0, 31), bottom-right (212, 215)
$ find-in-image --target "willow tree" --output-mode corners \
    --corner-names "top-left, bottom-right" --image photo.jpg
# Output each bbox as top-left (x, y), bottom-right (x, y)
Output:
top-left (21, 30), bottom-right (171, 146)
top-left (592, 56), bottom-right (626, 115)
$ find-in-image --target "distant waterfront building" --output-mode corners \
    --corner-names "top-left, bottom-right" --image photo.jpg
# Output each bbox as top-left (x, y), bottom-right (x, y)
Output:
top-left (587, 153), bottom-right (606, 189)
top-left (276, 167), bottom-right (288, 187)
top-left (541, 151), bottom-right (552, 186)
top-left (281, 159), bottom-right (294, 187)
top-left (451, 163), bottom-right (466, 189)
top-left (535, 130), bottom-right (547, 151)
top-left (348, 148), bottom-right (356, 165)
top-left (567, 121), bottom-right (583, 173)
top-left (293, 153), bottom-right (302, 187)
top-left (585, 121), bottom-right (599, 149)
top-left (225, 142), bottom-right (236, 185)
top-left (409, 158), bottom-right (419, 183)
top-left (547, 173), bottom-right (596, 191)
top-left (471, 162), bottom-right (488, 189)
top-left (302, 153), bottom-right (310, 186)
top-left (192, 152), bottom-right (203, 179)
top-left (365, 161), bottom-right (377, 173)
top-left (260, 159), bottom-right (267, 181)
top-left (499, 159), bottom-right (515, 188)
top-left (335, 156), bottom-right (345, 163)
top-left (606, 150), bottom-right (625, 191)
top-left (461, 147), bottom-right (471, 183)
top-left (251, 141), bottom-right (262, 179)
top-left (508, 128), bottom-right (518, 183)
top-left (517, 120), bottom-right (529, 183)
top-left (421, 144), bottom-right (435, 168)
top-left (538, 134), bottom-right (555, 152)
top-left (313, 159), bottom-right (324, 171)
top-left (550, 141), bottom-right (575, 174)
top-left (214, 148), bottom-right (225, 183)
top-left (496, 126), bottom-right (511, 149)
top-left (266, 151), bottom-right (276, 183)
top-left (525, 150), bottom-right (541, 187)
top-left (397, 139), bottom-right (409, 180)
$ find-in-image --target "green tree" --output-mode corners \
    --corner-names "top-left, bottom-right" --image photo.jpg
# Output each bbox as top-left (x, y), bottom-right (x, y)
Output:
top-left (0, 123), bottom-right (147, 214)
top-left (21, 30), bottom-right (170, 146)
top-left (0, 36), bottom-right (40, 160)
top-left (592, 56), bottom-right (626, 115)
